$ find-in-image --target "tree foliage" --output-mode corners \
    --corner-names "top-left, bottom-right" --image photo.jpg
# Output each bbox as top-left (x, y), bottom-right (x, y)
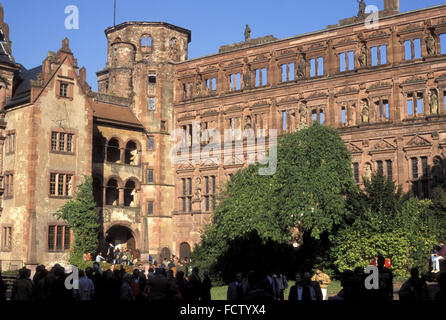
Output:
top-left (54, 176), bottom-right (99, 266)
top-left (193, 124), bottom-right (355, 277)
top-left (331, 173), bottom-right (440, 277)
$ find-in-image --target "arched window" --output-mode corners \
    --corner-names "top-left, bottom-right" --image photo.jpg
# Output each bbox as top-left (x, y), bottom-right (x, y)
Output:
top-left (124, 140), bottom-right (138, 165)
top-left (106, 179), bottom-right (119, 206)
top-left (124, 180), bottom-right (137, 207)
top-left (179, 242), bottom-right (191, 260)
top-left (141, 34), bottom-right (152, 49)
top-left (170, 37), bottom-right (177, 48)
top-left (107, 138), bottom-right (121, 163)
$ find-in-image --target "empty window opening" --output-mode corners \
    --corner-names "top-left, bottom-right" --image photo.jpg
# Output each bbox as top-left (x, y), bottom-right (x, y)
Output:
top-left (348, 51), bottom-right (355, 70)
top-left (341, 107), bottom-right (346, 125)
top-left (124, 141), bottom-right (138, 165)
top-left (107, 138), bottom-right (121, 163)
top-left (124, 180), bottom-right (137, 207)
top-left (340, 53), bottom-right (346, 72)
top-left (441, 34), bottom-right (446, 54)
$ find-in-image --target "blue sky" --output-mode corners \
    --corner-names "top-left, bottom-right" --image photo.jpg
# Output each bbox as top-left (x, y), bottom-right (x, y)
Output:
top-left (2, 0), bottom-right (445, 90)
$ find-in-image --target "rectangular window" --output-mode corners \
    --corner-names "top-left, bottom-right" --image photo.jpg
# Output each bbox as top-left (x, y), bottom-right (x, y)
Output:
top-left (317, 57), bottom-right (324, 76)
top-left (2, 227), bottom-right (12, 251)
top-left (67, 134), bottom-right (73, 152)
top-left (282, 64), bottom-right (287, 82)
top-left (310, 59), bottom-right (316, 77)
top-left (262, 68), bottom-right (267, 86)
top-left (4, 174), bottom-right (13, 198)
top-left (339, 53), bottom-right (346, 72)
top-left (205, 176), bottom-right (209, 194)
top-left (148, 136), bottom-right (155, 150)
top-left (60, 83), bottom-right (68, 97)
top-left (386, 160), bottom-right (393, 179)
top-left (48, 226), bottom-right (55, 251)
top-left (161, 120), bottom-right (167, 131)
top-left (51, 132), bottom-right (58, 151)
top-left (182, 197), bottom-right (186, 213)
top-left (383, 100), bottom-right (389, 119)
top-left (407, 96), bottom-right (413, 116)
top-left (212, 176), bottom-right (216, 194)
top-left (320, 110), bottom-right (324, 125)
top-left (414, 38), bottom-right (421, 59)
top-left (51, 132), bottom-right (74, 153)
top-left (441, 34), bottom-right (446, 55)
top-left (147, 169), bottom-right (154, 183)
top-left (147, 201), bottom-right (154, 215)
top-left (416, 94), bottom-right (423, 114)
top-left (148, 97), bottom-right (155, 110)
top-left (312, 110), bottom-right (317, 123)
top-left (421, 157), bottom-right (428, 178)
top-left (64, 227), bottom-right (71, 250)
top-left (404, 40), bottom-right (412, 60)
top-left (282, 111), bottom-right (287, 132)
top-left (182, 178), bottom-right (186, 196)
top-left (380, 45), bottom-right (387, 64)
top-left (353, 163), bottom-right (359, 183)
top-left (341, 107), bottom-right (346, 125)
top-left (411, 157), bottom-right (418, 179)
top-left (371, 46), bottom-right (378, 66)
top-left (187, 178), bottom-right (192, 195)
top-left (7, 133), bottom-right (15, 153)
top-left (205, 196), bottom-right (210, 212)
top-left (377, 160), bottom-right (383, 175)
top-left (48, 225), bottom-right (70, 252)
top-left (50, 173), bottom-right (72, 197)
top-left (281, 63), bottom-right (295, 82)
top-left (348, 51), bottom-right (355, 70)
top-left (188, 197), bottom-right (192, 212)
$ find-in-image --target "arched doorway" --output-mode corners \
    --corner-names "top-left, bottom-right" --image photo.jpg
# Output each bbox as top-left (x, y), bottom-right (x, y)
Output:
top-left (106, 225), bottom-right (136, 252)
top-left (179, 242), bottom-right (191, 260)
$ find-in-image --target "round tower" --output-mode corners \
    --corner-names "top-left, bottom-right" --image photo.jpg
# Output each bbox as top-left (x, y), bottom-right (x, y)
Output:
top-left (108, 39), bottom-right (136, 97)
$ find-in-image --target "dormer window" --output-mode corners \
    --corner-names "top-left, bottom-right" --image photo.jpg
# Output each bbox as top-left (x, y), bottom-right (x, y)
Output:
top-left (60, 83), bottom-right (68, 97)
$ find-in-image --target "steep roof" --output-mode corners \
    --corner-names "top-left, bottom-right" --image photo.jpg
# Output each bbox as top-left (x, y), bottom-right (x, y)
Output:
top-left (91, 100), bottom-right (143, 129)
top-left (4, 65), bottom-right (42, 109)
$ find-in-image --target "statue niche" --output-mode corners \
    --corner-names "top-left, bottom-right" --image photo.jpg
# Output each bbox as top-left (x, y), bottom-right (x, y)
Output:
top-left (297, 55), bottom-right (306, 80)
top-left (429, 89), bottom-right (438, 115)
top-left (361, 99), bottom-right (369, 123)
top-left (358, 44), bottom-right (367, 67)
top-left (426, 32), bottom-right (436, 56)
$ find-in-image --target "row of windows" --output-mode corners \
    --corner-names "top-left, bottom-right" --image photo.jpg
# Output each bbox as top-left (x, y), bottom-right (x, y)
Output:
top-left (352, 160), bottom-right (392, 184)
top-left (140, 34), bottom-right (179, 50)
top-left (1, 225), bottom-right (71, 252)
top-left (179, 176), bottom-right (216, 212)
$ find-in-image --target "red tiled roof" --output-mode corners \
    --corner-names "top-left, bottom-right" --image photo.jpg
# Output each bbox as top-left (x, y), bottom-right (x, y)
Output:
top-left (91, 101), bottom-right (143, 128)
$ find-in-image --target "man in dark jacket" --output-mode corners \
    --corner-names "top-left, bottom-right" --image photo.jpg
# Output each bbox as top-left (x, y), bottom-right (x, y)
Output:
top-left (288, 273), bottom-right (312, 301)
top-left (148, 267), bottom-right (169, 300)
top-left (227, 272), bottom-right (249, 301)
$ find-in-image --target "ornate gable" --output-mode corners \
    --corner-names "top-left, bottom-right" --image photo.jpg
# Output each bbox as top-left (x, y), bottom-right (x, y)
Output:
top-left (346, 142), bottom-right (363, 154)
top-left (406, 135), bottom-right (431, 148)
top-left (371, 139), bottom-right (396, 153)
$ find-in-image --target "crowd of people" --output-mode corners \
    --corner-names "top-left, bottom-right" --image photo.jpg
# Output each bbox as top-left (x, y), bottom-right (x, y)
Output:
top-left (0, 260), bottom-right (212, 301)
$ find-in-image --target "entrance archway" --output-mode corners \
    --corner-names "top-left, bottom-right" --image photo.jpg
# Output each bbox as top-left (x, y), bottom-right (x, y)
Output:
top-left (105, 225), bottom-right (136, 252)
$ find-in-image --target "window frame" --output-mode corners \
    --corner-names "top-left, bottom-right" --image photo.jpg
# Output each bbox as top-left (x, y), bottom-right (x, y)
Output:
top-left (47, 224), bottom-right (71, 252)
top-left (48, 172), bottom-right (75, 198)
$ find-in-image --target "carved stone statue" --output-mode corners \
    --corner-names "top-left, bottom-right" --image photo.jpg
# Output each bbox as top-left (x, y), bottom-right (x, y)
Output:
top-left (361, 100), bottom-right (369, 123)
top-left (194, 177), bottom-right (202, 200)
top-left (297, 56), bottom-right (306, 79)
top-left (244, 24), bottom-right (251, 42)
top-left (430, 89), bottom-right (438, 115)
top-left (299, 102), bottom-right (307, 124)
top-left (196, 79), bottom-right (202, 97)
top-left (129, 188), bottom-right (137, 207)
top-left (364, 163), bottom-right (372, 181)
top-left (358, 45), bottom-right (367, 67)
top-left (426, 33), bottom-right (436, 56)
top-left (357, 0), bottom-right (366, 17)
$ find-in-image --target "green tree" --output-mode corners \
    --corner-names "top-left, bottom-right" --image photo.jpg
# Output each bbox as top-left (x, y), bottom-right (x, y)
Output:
top-left (193, 124), bottom-right (356, 277)
top-left (54, 176), bottom-right (99, 266)
top-left (332, 173), bottom-right (440, 277)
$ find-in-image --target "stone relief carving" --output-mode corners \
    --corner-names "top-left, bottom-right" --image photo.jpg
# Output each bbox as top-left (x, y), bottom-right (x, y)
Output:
top-left (194, 177), bottom-right (202, 200)
top-left (297, 55), bottom-right (306, 80)
top-left (364, 163), bottom-right (372, 181)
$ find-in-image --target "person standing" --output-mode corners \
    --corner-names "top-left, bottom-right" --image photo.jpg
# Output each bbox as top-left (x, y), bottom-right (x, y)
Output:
top-left (11, 268), bottom-right (33, 301)
top-left (120, 274), bottom-right (136, 301)
top-left (227, 272), bottom-right (248, 301)
top-left (433, 241), bottom-right (446, 273)
top-left (399, 268), bottom-right (428, 300)
top-left (76, 269), bottom-right (95, 301)
top-left (188, 267), bottom-right (202, 302)
top-left (201, 271), bottom-right (212, 301)
top-left (276, 270), bottom-right (288, 301)
top-left (148, 267), bottom-right (169, 300)
top-left (311, 267), bottom-right (331, 300)
top-left (288, 273), bottom-right (311, 301)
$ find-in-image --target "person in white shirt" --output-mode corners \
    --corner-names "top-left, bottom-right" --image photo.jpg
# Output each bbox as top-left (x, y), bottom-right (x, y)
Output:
top-left (96, 252), bottom-right (105, 263)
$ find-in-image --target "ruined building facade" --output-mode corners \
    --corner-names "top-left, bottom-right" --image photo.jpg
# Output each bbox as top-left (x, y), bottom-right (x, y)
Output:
top-left (2, 0), bottom-right (446, 269)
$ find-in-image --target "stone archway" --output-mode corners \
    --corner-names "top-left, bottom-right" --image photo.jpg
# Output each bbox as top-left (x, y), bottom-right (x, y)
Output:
top-left (105, 225), bottom-right (136, 252)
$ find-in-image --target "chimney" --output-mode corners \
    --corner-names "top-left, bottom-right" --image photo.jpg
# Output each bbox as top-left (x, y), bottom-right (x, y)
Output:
top-left (384, 0), bottom-right (399, 13)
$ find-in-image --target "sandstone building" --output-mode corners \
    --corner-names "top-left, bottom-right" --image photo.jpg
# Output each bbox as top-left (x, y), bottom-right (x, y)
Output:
top-left (1, 0), bottom-right (446, 269)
